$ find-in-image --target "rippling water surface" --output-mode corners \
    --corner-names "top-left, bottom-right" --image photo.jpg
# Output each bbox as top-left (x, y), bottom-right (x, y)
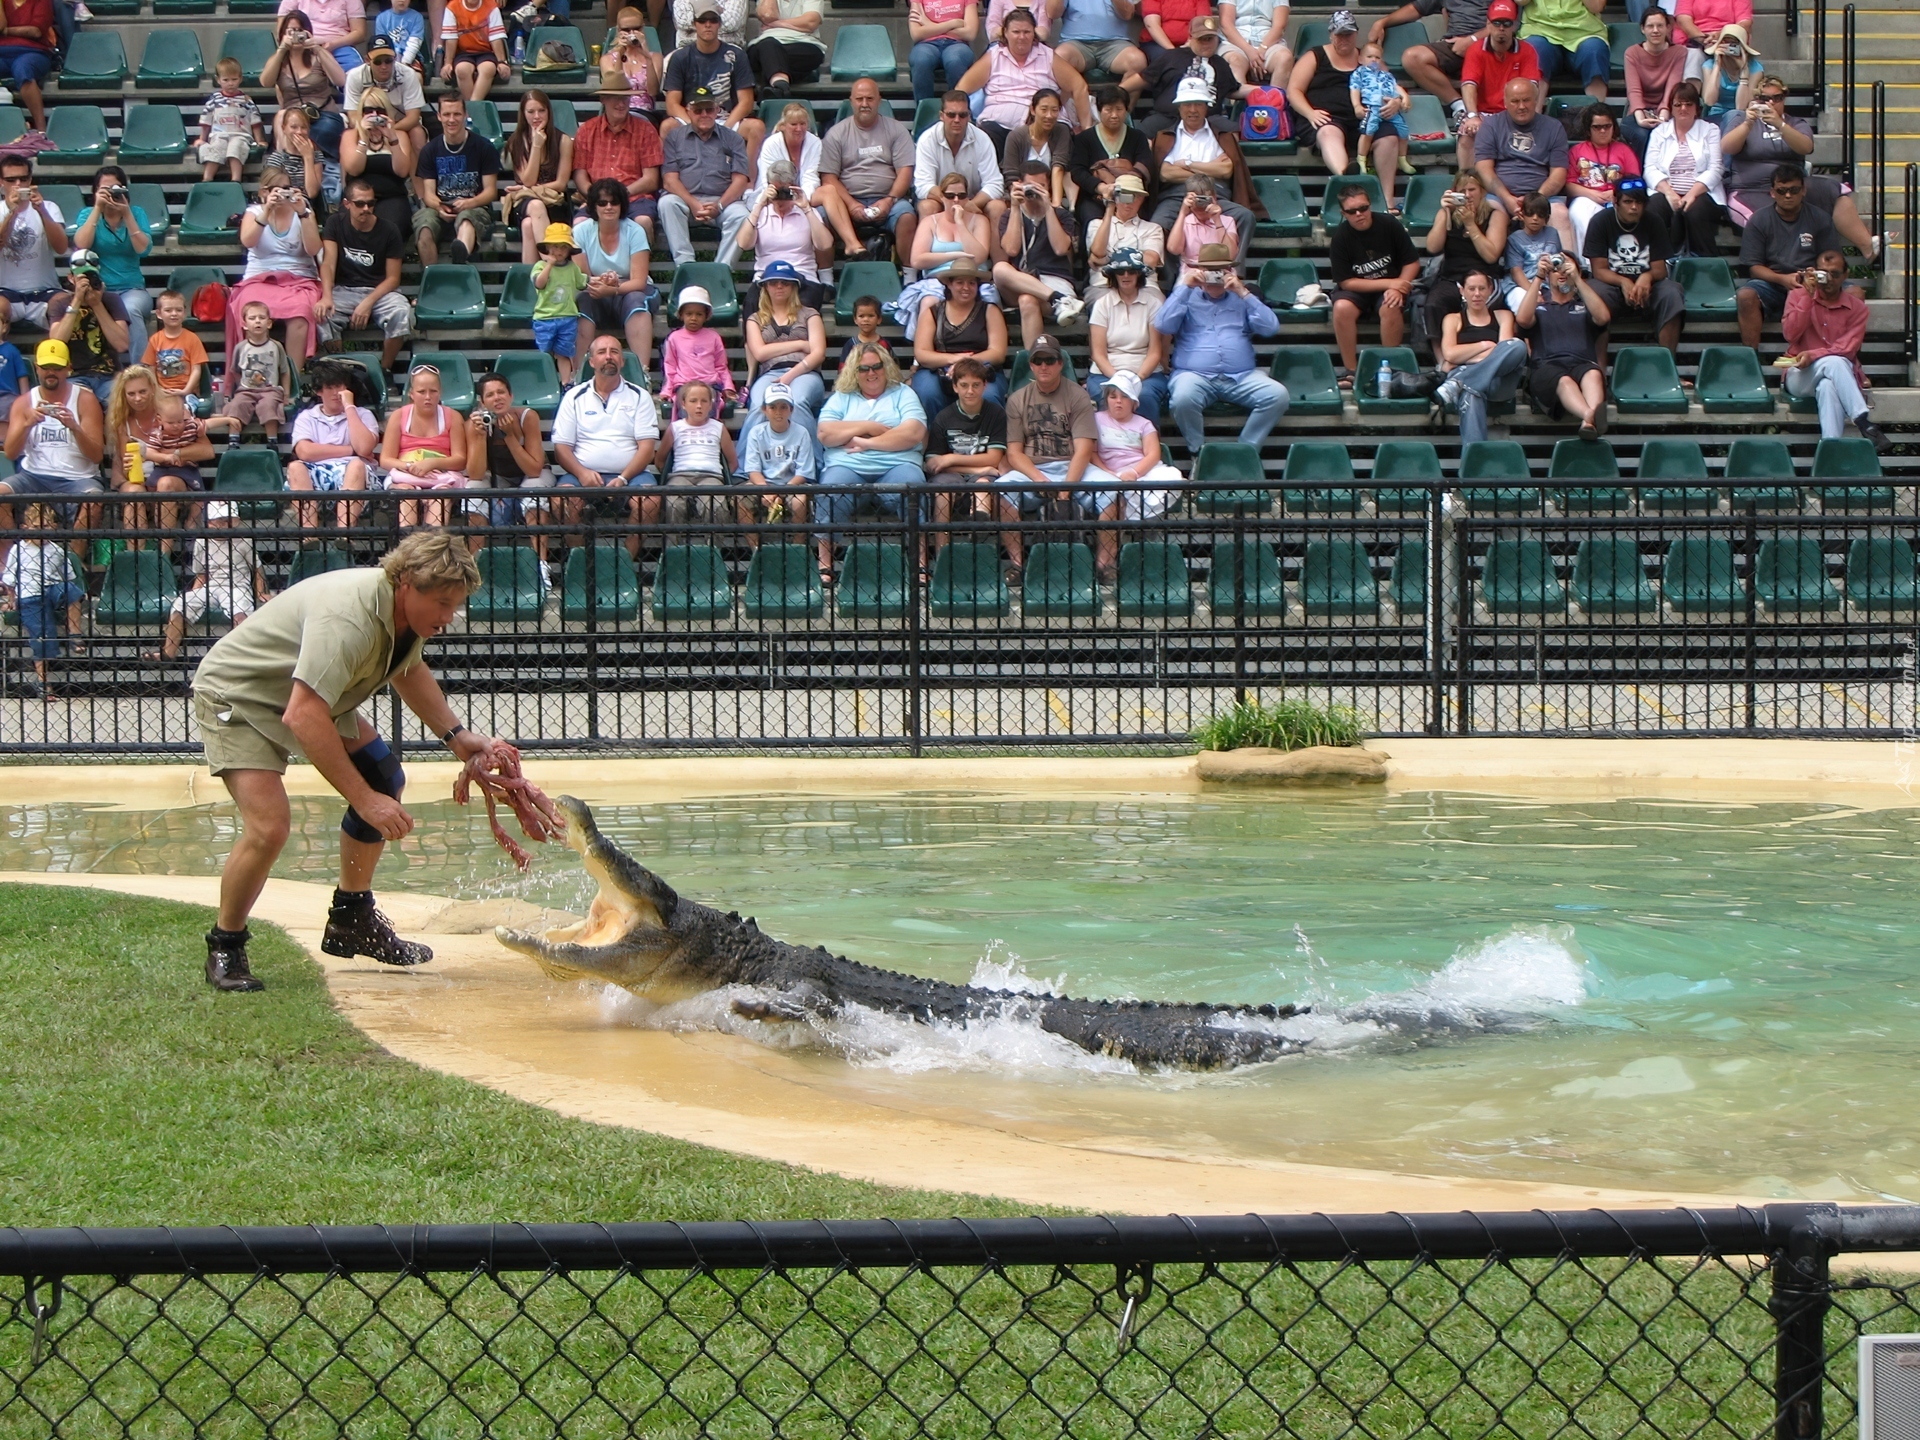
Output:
top-left (7, 788), bottom-right (1918, 1200)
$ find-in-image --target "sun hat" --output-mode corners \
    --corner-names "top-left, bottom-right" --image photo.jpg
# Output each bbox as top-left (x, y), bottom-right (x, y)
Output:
top-left (595, 81), bottom-right (635, 97)
top-left (539, 221), bottom-right (579, 251)
top-left (940, 255), bottom-right (984, 282)
top-left (1112, 173), bottom-right (1147, 196)
top-left (1102, 246), bottom-right (1147, 278)
top-left (677, 285), bottom-right (713, 312)
top-left (1174, 76), bottom-right (1211, 106)
top-left (1104, 370), bottom-right (1141, 401)
top-left (204, 499), bottom-right (237, 522)
top-left (1197, 242), bottom-right (1234, 267)
top-left (1328, 8), bottom-right (1359, 33)
top-left (1713, 21), bottom-right (1757, 55)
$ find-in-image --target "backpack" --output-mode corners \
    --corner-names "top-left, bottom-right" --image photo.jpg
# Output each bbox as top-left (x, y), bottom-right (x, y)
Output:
top-left (191, 282), bottom-right (229, 325)
top-left (1239, 87), bottom-right (1291, 144)
top-left (528, 39), bottom-right (577, 69)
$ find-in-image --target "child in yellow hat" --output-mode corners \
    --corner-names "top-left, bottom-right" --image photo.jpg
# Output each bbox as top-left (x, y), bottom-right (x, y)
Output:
top-left (531, 221), bottom-right (587, 384)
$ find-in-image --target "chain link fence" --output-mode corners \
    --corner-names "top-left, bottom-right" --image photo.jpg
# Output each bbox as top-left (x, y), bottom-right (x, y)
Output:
top-left (2, 485), bottom-right (1916, 753)
top-left (2, 1205), bottom-right (1919, 1437)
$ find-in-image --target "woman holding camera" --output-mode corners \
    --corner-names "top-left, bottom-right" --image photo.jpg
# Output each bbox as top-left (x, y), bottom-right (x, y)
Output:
top-left (464, 371), bottom-right (550, 555)
top-left (741, 162), bottom-right (832, 308)
top-left (229, 167), bottom-right (324, 368)
top-left (1721, 76), bottom-right (1879, 257)
top-left (600, 7), bottom-right (662, 107)
top-left (1690, 22), bottom-right (1760, 120)
top-left (261, 11), bottom-right (347, 156)
top-left (503, 90), bottom-right (574, 263)
top-left (1422, 169), bottom-right (1508, 352)
top-left (73, 166), bottom-right (153, 364)
top-left (340, 96), bottom-right (417, 238)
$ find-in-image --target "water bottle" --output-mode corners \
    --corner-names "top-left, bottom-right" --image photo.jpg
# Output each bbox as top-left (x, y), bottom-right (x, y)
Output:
top-left (1376, 357), bottom-right (1394, 401)
top-left (512, 33), bottom-right (526, 68)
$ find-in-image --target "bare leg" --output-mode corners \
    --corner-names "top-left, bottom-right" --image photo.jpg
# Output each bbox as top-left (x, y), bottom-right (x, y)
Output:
top-left (218, 768), bottom-right (293, 932)
top-left (519, 198), bottom-right (551, 263)
top-left (1372, 133), bottom-right (1402, 211)
top-left (1316, 126), bottom-right (1352, 177)
top-left (1330, 297), bottom-right (1362, 373)
top-left (996, 493), bottom-right (1025, 568)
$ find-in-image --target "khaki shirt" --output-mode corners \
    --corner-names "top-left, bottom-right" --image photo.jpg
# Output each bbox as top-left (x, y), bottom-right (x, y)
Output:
top-left (192, 567), bottom-right (425, 755)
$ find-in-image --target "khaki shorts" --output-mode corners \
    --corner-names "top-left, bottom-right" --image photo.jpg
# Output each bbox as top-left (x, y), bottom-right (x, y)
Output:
top-left (194, 690), bottom-right (292, 776)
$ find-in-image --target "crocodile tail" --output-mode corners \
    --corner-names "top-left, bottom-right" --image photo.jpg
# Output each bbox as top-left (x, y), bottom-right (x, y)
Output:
top-left (1036, 998), bottom-right (1305, 1070)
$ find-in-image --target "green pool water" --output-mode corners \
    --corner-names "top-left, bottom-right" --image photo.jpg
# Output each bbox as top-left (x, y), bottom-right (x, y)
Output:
top-left (7, 788), bottom-right (1918, 1201)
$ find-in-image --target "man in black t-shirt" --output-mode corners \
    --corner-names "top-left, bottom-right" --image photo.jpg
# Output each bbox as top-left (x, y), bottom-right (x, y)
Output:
top-left (660, 2), bottom-right (763, 161)
top-left (925, 356), bottom-right (1008, 542)
top-left (320, 177), bottom-right (413, 372)
top-left (1736, 166), bottom-right (1844, 349)
top-left (1516, 254), bottom-right (1612, 439)
top-left (1127, 18), bottom-right (1248, 137)
top-left (414, 91), bottom-right (501, 266)
top-left (1581, 175), bottom-right (1684, 354)
top-left (1327, 185), bottom-right (1421, 375)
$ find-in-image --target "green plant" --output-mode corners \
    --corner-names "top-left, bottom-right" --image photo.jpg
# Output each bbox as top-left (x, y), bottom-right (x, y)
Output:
top-left (1192, 696), bottom-right (1365, 752)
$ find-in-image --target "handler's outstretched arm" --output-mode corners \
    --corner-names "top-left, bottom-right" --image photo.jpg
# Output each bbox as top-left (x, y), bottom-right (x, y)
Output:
top-left (389, 662), bottom-right (506, 767)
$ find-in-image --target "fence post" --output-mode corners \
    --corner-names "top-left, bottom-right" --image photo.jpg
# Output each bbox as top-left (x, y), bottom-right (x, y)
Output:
top-left (585, 510), bottom-right (601, 741)
top-left (1814, 0), bottom-right (1827, 116)
top-left (1745, 504), bottom-right (1759, 732)
top-left (1841, 5), bottom-right (1856, 186)
top-left (906, 486), bottom-right (922, 756)
top-left (1769, 1216), bottom-right (1834, 1440)
top-left (1232, 500), bottom-right (1247, 706)
top-left (1426, 482), bottom-right (1444, 734)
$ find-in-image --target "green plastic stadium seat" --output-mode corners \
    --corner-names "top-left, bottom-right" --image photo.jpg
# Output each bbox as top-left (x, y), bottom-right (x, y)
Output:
top-left (1372, 439), bottom-right (1442, 514)
top-left (1726, 436), bottom-right (1801, 511)
top-left (1115, 541), bottom-right (1192, 619)
top-left (1281, 440), bottom-right (1359, 514)
top-left (1382, 20), bottom-right (1432, 70)
top-left (1252, 175), bottom-right (1311, 239)
top-left (1662, 537), bottom-right (1742, 614)
top-left (651, 544), bottom-right (734, 622)
top-left (213, 446), bottom-right (286, 519)
top-left (667, 262), bottom-right (742, 325)
top-left (526, 26), bottom-right (590, 82)
top-left (1321, 173), bottom-right (1384, 230)
top-left (1811, 436), bottom-right (1893, 512)
top-left (912, 97), bottom-right (940, 139)
top-left (1459, 439), bottom-right (1538, 512)
top-left (1696, 345), bottom-right (1772, 414)
top-left (838, 540), bottom-right (908, 619)
top-left (550, 98), bottom-right (580, 135)
top-left (1611, 345), bottom-right (1688, 415)
top-left (1006, 348), bottom-right (1078, 392)
top-left (1637, 438), bottom-right (1716, 513)
top-left (1389, 539), bottom-right (1426, 615)
top-left (1608, 22), bottom-right (1638, 73)
top-left (834, 262), bottom-right (902, 325)
top-left (218, 28), bottom-right (277, 84)
top-left (468, 545), bottom-right (547, 623)
top-left (58, 32), bottom-right (128, 86)
top-left (1754, 537), bottom-right (1838, 614)
top-left (44, 109), bottom-right (110, 163)
top-left (95, 551), bottom-right (177, 628)
top-left (1403, 93), bottom-right (1454, 156)
top-left (228, 0), bottom-right (281, 12)
top-left (1257, 258), bottom-right (1327, 320)
top-left (1845, 537), bottom-right (1920, 612)
top-left (492, 353), bottom-right (562, 417)
top-left (1293, 19), bottom-right (1332, 53)
top-left (85, 0), bottom-right (137, 12)
top-left (1480, 538), bottom-right (1566, 615)
top-left (1022, 542), bottom-right (1098, 618)
top-left (408, 352), bottom-right (476, 410)
top-left (0, 111), bottom-right (23, 147)
top-left (165, 265), bottom-right (228, 313)
top-left (155, 0), bottom-right (215, 15)
top-left (1676, 256), bottom-right (1738, 315)
top-left (180, 183), bottom-right (246, 242)
top-left (498, 263), bottom-right (537, 325)
top-left (929, 541), bottom-right (1009, 619)
top-left (830, 24), bottom-right (897, 80)
top-left (334, 354), bottom-right (388, 409)
top-left (1356, 345), bottom-right (1425, 416)
top-left (621, 352), bottom-right (652, 390)
top-left (136, 30), bottom-right (205, 88)
top-left (416, 266), bottom-right (487, 328)
top-left (287, 546), bottom-right (355, 587)
top-left (466, 99), bottom-right (504, 146)
top-left (1300, 539), bottom-right (1380, 619)
top-left (41, 185), bottom-right (86, 236)
top-left (1401, 173), bottom-right (1452, 233)
top-left (129, 184), bottom-right (170, 242)
top-left (1548, 437), bottom-right (1629, 512)
top-left (1572, 536), bottom-right (1658, 617)
top-left (562, 544), bottom-right (641, 622)
top-left (1191, 441), bottom-right (1269, 515)
top-left (117, 104), bottom-right (188, 161)
top-left (744, 543), bottom-right (826, 621)
top-left (1207, 540), bottom-right (1287, 618)
top-left (1269, 346), bottom-right (1343, 416)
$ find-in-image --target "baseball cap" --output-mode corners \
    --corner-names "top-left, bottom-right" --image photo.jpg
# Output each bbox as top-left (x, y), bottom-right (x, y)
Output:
top-left (1486, 0), bottom-right (1519, 20)
top-left (1174, 76), bottom-right (1212, 105)
top-left (687, 85), bottom-right (718, 107)
top-left (35, 339), bottom-right (69, 367)
top-left (1614, 175), bottom-right (1649, 197)
top-left (1188, 14), bottom-right (1220, 36)
top-left (1028, 334), bottom-right (1063, 362)
top-left (68, 248), bottom-right (101, 275)
top-left (1105, 371), bottom-right (1141, 402)
top-left (205, 499), bottom-right (237, 522)
top-left (1112, 173), bottom-right (1147, 195)
top-left (759, 259), bottom-right (802, 283)
top-left (692, 2), bottom-right (721, 17)
top-left (366, 33), bottom-right (396, 55)
top-left (764, 382), bottom-right (794, 407)
top-left (1328, 8), bottom-right (1359, 32)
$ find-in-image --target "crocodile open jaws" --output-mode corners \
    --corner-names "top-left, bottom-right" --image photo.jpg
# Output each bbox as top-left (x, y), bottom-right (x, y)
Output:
top-left (494, 796), bottom-right (1314, 1071)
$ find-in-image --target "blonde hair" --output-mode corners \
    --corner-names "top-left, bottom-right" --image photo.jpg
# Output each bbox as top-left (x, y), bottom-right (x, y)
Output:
top-left (106, 364), bottom-right (159, 449)
top-left (1449, 169), bottom-right (1495, 229)
top-left (754, 272), bottom-right (801, 329)
top-left (381, 529), bottom-right (483, 594)
top-left (779, 101), bottom-right (810, 128)
top-left (834, 342), bottom-right (903, 393)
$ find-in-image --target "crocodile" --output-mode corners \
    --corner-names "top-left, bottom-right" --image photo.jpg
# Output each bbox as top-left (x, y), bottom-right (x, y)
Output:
top-left (493, 796), bottom-right (1316, 1070)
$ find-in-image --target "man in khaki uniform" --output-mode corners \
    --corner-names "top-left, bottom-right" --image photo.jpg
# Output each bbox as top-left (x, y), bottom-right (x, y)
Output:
top-left (192, 530), bottom-right (510, 992)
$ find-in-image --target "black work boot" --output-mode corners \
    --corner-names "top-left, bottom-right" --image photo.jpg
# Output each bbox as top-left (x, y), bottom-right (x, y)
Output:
top-left (205, 926), bottom-right (265, 992)
top-left (321, 889), bottom-right (433, 967)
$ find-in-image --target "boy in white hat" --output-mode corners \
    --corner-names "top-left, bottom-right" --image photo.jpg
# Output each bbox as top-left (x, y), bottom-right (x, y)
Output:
top-left (531, 222), bottom-right (588, 385)
top-left (661, 285), bottom-right (737, 415)
top-left (147, 501), bottom-right (271, 660)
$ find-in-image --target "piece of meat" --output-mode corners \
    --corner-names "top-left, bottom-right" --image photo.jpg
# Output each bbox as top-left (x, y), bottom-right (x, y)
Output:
top-left (452, 743), bottom-right (564, 871)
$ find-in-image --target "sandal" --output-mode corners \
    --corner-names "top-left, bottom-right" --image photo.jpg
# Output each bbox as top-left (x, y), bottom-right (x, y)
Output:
top-left (141, 649), bottom-right (170, 662)
top-left (817, 565), bottom-right (835, 588)
top-left (1004, 563), bottom-right (1023, 589)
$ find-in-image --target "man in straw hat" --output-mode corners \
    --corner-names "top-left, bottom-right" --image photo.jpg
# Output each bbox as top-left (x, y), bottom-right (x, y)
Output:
top-left (571, 82), bottom-right (665, 233)
top-left (319, 175), bottom-right (414, 374)
top-left (1152, 240), bottom-right (1287, 456)
top-left (191, 530), bottom-right (511, 992)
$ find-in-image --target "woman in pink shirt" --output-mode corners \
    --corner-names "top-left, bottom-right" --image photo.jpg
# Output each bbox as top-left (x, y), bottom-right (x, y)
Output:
top-left (959, 7), bottom-right (1088, 145)
top-left (1565, 104), bottom-right (1641, 251)
top-left (1675, 0), bottom-right (1751, 48)
top-left (739, 160), bottom-right (831, 305)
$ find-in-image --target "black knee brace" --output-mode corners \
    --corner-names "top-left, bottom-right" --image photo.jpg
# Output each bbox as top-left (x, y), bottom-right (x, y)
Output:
top-left (341, 737), bottom-right (405, 844)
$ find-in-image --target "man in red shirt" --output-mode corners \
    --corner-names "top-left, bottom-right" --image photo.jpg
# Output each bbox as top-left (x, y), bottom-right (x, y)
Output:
top-left (1781, 248), bottom-right (1889, 453)
top-left (1456, 0), bottom-right (1539, 170)
top-left (570, 84), bottom-right (665, 236)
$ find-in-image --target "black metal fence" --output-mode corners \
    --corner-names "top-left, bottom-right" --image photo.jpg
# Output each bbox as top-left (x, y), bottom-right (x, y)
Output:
top-left (2, 482), bottom-right (1916, 753)
top-left (4, 1204), bottom-right (1920, 1437)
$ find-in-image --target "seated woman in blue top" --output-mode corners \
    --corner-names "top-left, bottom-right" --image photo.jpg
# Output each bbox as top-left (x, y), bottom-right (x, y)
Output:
top-left (72, 166), bottom-right (154, 364)
top-left (813, 341), bottom-right (927, 587)
top-left (571, 177), bottom-right (657, 370)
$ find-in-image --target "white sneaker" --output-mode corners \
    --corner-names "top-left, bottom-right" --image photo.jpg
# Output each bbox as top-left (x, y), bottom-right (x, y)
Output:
top-left (1052, 294), bottom-right (1085, 325)
top-left (72, 2), bottom-right (93, 19)
top-left (1434, 378), bottom-right (1461, 412)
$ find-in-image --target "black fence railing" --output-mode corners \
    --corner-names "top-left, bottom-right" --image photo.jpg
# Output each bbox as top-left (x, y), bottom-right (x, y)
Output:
top-left (1907, 163), bottom-right (1918, 360)
top-left (2, 484), bottom-right (1916, 751)
top-left (1842, 4), bottom-right (1856, 187)
top-left (4, 1204), bottom-right (1920, 1438)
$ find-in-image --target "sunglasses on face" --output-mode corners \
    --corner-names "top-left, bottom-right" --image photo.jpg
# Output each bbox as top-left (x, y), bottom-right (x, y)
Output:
top-left (1488, 18), bottom-right (1514, 25)
top-left (944, 191), bottom-right (966, 201)
top-left (1029, 355), bottom-right (1061, 366)
top-left (347, 199), bottom-right (374, 208)
top-left (1343, 204), bottom-right (1369, 215)
top-left (857, 363), bottom-right (886, 374)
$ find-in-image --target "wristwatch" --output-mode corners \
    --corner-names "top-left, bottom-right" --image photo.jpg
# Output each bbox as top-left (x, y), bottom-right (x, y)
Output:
top-left (440, 723), bottom-right (467, 744)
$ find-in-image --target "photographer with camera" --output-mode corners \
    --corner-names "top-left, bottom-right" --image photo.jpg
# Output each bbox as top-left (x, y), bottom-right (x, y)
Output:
top-left (265, 13), bottom-right (348, 155)
top-left (742, 163), bottom-right (832, 308)
top-left (0, 156), bottom-right (65, 333)
top-left (72, 166), bottom-right (153, 365)
top-left (991, 160), bottom-right (1083, 346)
top-left (1691, 22), bottom-right (1759, 121)
top-left (273, 0), bottom-right (368, 70)
top-left (1515, 248), bottom-right (1611, 441)
top-left (1421, 169), bottom-right (1506, 367)
top-left (1735, 165), bottom-right (1839, 349)
top-left (1152, 241), bottom-right (1286, 457)
top-left (230, 167), bottom-right (325, 369)
top-left (47, 252), bottom-right (130, 406)
top-left (1779, 247), bottom-right (1888, 454)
